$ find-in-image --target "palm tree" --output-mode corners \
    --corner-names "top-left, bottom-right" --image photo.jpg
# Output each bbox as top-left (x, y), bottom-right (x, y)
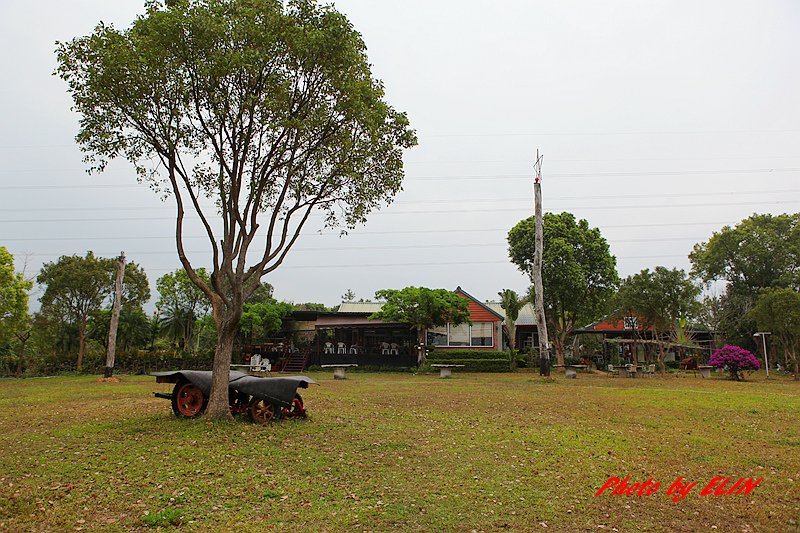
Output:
top-left (498, 289), bottom-right (527, 359)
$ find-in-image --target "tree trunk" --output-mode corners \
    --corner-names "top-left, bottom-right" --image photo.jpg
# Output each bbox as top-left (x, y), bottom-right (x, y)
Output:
top-left (791, 348), bottom-right (799, 381)
top-left (105, 254), bottom-right (125, 378)
top-left (15, 333), bottom-right (29, 377)
top-left (658, 341), bottom-right (667, 378)
top-left (77, 317), bottom-right (87, 371)
top-left (553, 331), bottom-right (566, 367)
top-left (205, 316), bottom-right (237, 420)
top-left (417, 328), bottom-right (427, 366)
top-left (533, 179), bottom-right (550, 376)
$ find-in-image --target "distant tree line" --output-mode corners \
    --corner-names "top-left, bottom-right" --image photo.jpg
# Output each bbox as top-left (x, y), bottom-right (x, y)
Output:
top-left (506, 211), bottom-right (800, 379)
top-left (0, 249), bottom-right (330, 377)
top-left (2, 211), bottom-right (798, 379)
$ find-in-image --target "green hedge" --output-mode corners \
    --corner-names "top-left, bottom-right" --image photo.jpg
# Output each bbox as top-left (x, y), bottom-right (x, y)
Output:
top-left (428, 350), bottom-right (511, 361)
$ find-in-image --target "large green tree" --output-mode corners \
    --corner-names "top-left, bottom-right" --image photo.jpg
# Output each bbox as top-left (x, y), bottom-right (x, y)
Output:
top-left (156, 268), bottom-right (211, 350)
top-left (37, 252), bottom-right (149, 370)
top-left (690, 213), bottom-right (800, 296)
top-left (57, 0), bottom-right (415, 418)
top-left (0, 247), bottom-right (33, 352)
top-left (89, 306), bottom-right (153, 352)
top-left (370, 287), bottom-right (471, 365)
top-left (508, 212), bottom-right (619, 365)
top-left (749, 287), bottom-right (800, 380)
top-left (240, 301), bottom-right (294, 343)
top-left (613, 267), bottom-right (701, 376)
top-left (690, 213), bottom-right (800, 347)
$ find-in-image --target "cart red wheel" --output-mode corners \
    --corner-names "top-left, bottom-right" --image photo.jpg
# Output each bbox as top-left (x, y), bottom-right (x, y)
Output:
top-left (284, 393), bottom-right (306, 418)
top-left (249, 399), bottom-right (278, 424)
top-left (171, 380), bottom-right (207, 418)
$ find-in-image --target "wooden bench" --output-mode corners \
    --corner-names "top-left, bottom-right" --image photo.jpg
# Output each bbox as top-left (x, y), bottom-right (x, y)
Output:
top-left (430, 364), bottom-right (465, 378)
top-left (321, 364), bottom-right (358, 380)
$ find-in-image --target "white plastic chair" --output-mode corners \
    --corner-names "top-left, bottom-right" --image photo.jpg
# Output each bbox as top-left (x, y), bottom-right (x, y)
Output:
top-left (381, 342), bottom-right (390, 355)
top-left (324, 342), bottom-right (334, 354)
top-left (337, 342), bottom-right (347, 355)
top-left (390, 343), bottom-right (399, 355)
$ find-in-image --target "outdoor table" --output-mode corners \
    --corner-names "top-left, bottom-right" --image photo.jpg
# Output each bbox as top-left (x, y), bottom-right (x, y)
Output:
top-left (698, 365), bottom-right (714, 379)
top-left (430, 364), bottom-right (465, 378)
top-left (621, 364), bottom-right (640, 378)
top-left (321, 364), bottom-right (358, 380)
top-left (563, 364), bottom-right (587, 379)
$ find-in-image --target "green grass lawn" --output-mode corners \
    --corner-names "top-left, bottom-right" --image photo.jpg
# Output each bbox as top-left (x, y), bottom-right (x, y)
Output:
top-left (0, 371), bottom-right (798, 532)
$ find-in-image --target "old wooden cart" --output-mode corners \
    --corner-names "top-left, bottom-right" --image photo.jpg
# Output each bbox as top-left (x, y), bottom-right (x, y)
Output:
top-left (152, 370), bottom-right (317, 423)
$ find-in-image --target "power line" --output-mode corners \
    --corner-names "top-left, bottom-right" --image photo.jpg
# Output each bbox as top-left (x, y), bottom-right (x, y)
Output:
top-left (422, 129), bottom-right (800, 138)
top-left (4, 188), bottom-right (799, 212)
top-left (2, 166), bottom-right (800, 187)
top-left (0, 221), bottom-right (758, 242)
top-left (79, 255), bottom-right (696, 274)
top-left (16, 236), bottom-right (715, 257)
top-left (2, 129), bottom-right (799, 151)
top-left (1, 199), bottom-right (797, 223)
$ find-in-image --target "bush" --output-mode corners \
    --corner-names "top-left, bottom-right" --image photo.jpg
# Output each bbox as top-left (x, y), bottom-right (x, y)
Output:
top-left (708, 344), bottom-right (760, 381)
top-left (426, 350), bottom-right (512, 372)
top-left (428, 350), bottom-right (511, 361)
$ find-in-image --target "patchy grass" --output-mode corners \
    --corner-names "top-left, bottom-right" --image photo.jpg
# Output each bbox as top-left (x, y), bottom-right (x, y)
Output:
top-left (0, 371), bottom-right (797, 531)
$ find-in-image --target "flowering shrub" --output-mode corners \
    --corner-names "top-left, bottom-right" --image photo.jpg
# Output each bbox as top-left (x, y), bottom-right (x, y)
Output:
top-left (708, 344), bottom-right (760, 381)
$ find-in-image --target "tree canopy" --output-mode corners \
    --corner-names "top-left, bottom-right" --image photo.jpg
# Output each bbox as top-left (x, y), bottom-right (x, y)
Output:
top-left (749, 287), bottom-right (800, 379)
top-left (0, 247), bottom-right (32, 348)
top-left (690, 213), bottom-right (800, 348)
top-left (690, 213), bottom-right (800, 296)
top-left (613, 266), bottom-right (701, 375)
top-left (507, 212), bottom-right (619, 364)
top-left (57, 0), bottom-right (415, 418)
top-left (240, 301), bottom-right (294, 343)
top-left (497, 289), bottom-right (525, 354)
top-left (156, 268), bottom-right (211, 349)
top-left (37, 252), bottom-right (150, 370)
top-left (370, 287), bottom-right (471, 364)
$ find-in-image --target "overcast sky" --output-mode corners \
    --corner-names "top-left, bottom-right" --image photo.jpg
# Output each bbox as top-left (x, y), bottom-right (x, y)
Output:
top-left (2, 0), bottom-right (799, 311)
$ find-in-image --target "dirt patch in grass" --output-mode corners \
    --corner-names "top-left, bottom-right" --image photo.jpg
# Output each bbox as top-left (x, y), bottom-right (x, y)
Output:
top-left (0, 372), bottom-right (797, 531)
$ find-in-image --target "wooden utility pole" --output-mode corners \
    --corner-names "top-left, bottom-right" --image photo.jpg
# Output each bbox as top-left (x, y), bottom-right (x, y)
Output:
top-left (104, 252), bottom-right (126, 378)
top-left (533, 151), bottom-right (551, 376)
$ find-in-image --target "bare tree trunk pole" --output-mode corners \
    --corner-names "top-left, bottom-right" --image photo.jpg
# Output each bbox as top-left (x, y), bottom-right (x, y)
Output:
top-left (104, 252), bottom-right (126, 378)
top-left (533, 152), bottom-right (551, 376)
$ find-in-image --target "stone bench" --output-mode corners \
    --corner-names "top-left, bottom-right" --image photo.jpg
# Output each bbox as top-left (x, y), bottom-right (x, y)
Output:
top-left (556, 364), bottom-right (588, 379)
top-left (321, 364), bottom-right (358, 380)
top-left (698, 365), bottom-right (714, 379)
top-left (430, 364), bottom-right (465, 378)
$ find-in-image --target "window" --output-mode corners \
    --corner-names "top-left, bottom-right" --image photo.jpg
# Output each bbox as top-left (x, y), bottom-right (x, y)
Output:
top-left (427, 326), bottom-right (448, 346)
top-left (623, 316), bottom-right (638, 330)
top-left (471, 322), bottom-right (493, 346)
top-left (427, 322), bottom-right (494, 347)
top-left (448, 323), bottom-right (470, 346)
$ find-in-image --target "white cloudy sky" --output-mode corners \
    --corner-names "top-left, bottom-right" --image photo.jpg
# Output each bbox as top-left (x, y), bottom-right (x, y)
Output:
top-left (2, 0), bottom-right (799, 310)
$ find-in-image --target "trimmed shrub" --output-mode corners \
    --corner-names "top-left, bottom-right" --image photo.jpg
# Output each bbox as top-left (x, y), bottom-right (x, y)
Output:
top-left (428, 350), bottom-right (511, 361)
top-left (708, 344), bottom-right (760, 381)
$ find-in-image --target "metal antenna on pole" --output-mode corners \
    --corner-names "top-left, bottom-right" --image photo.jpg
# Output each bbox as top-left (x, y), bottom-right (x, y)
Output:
top-left (534, 149), bottom-right (544, 184)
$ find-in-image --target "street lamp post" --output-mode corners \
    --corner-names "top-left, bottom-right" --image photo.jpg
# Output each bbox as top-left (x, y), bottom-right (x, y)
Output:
top-left (753, 332), bottom-right (771, 378)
